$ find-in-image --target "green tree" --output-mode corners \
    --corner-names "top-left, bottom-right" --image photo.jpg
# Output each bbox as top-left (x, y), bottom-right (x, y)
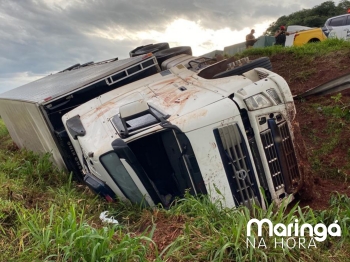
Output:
top-left (265, 1), bottom-right (350, 35)
top-left (338, 0), bottom-right (350, 12)
top-left (310, 1), bottom-right (338, 16)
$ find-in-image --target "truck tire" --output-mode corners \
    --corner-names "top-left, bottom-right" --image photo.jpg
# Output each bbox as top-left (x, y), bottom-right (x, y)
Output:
top-left (130, 43), bottom-right (170, 57)
top-left (212, 57), bottom-right (272, 79)
top-left (154, 46), bottom-right (192, 67)
top-left (308, 38), bottom-right (320, 43)
top-left (129, 44), bottom-right (152, 57)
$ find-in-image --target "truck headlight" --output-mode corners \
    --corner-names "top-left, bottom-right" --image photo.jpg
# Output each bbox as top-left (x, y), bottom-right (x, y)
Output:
top-left (266, 88), bottom-right (282, 104)
top-left (244, 93), bottom-right (273, 110)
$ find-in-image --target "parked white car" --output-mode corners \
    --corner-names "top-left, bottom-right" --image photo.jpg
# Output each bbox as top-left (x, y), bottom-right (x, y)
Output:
top-left (323, 14), bottom-right (350, 40)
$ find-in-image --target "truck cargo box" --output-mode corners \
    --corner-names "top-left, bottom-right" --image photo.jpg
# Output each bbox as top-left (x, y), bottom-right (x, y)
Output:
top-left (0, 55), bottom-right (160, 179)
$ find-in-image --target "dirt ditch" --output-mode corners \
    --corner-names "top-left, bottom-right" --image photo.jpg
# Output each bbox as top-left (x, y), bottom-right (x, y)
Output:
top-left (270, 52), bottom-right (350, 210)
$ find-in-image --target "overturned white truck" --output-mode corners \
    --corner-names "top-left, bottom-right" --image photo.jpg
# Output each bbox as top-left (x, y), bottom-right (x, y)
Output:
top-left (62, 56), bottom-right (302, 209)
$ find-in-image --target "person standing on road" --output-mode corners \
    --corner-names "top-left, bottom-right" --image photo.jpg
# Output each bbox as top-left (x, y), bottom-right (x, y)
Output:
top-left (246, 29), bottom-right (258, 49)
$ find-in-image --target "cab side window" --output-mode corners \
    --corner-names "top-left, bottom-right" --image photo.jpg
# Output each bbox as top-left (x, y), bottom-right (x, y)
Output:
top-left (330, 16), bottom-right (345, 27)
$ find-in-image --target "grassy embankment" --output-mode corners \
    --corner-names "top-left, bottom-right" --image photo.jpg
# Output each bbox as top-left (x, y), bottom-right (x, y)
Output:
top-left (1, 39), bottom-right (350, 261)
top-left (238, 38), bottom-right (350, 58)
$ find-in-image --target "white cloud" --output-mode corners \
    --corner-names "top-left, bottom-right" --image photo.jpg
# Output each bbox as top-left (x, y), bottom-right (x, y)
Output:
top-left (0, 0), bottom-right (331, 90)
top-left (41, 0), bottom-right (77, 10)
top-left (138, 19), bottom-right (272, 55)
top-left (93, 19), bottom-right (273, 56)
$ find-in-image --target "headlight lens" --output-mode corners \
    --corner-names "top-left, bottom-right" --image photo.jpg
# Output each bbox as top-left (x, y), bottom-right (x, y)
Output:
top-left (244, 93), bottom-right (273, 110)
top-left (266, 88), bottom-right (282, 104)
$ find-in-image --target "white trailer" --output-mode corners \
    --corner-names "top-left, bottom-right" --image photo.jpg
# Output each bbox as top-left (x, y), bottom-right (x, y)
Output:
top-left (0, 55), bottom-right (160, 179)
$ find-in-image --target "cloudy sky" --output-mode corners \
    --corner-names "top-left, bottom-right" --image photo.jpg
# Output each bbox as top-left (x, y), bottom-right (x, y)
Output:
top-left (0, 0), bottom-right (334, 94)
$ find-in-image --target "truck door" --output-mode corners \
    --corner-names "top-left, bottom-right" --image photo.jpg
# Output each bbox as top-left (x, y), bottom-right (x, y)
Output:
top-left (110, 129), bottom-right (206, 206)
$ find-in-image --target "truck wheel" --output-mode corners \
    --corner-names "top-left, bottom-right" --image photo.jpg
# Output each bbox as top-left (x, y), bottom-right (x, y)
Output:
top-left (129, 44), bottom-right (152, 57)
top-left (308, 38), bottom-right (320, 43)
top-left (154, 46), bottom-right (192, 67)
top-left (212, 57), bottom-right (272, 79)
top-left (130, 42), bottom-right (170, 57)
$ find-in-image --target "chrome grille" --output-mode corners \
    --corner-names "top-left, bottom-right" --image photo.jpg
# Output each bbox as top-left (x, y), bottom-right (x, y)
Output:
top-left (218, 124), bottom-right (259, 207)
top-left (260, 129), bottom-right (285, 190)
top-left (278, 122), bottom-right (300, 183)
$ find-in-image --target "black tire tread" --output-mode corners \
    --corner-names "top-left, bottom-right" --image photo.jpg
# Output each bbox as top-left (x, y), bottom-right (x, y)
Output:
top-left (134, 43), bottom-right (170, 56)
top-left (129, 43), bottom-right (170, 57)
top-left (213, 57), bottom-right (272, 79)
top-left (154, 46), bottom-right (192, 66)
top-left (129, 44), bottom-right (153, 57)
top-left (308, 38), bottom-right (320, 43)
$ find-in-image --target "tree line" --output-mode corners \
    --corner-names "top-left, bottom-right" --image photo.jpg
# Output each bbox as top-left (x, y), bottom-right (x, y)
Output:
top-left (265, 0), bottom-right (350, 35)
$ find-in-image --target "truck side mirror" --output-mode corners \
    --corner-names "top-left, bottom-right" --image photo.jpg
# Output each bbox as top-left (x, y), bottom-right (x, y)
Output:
top-left (66, 115), bottom-right (86, 139)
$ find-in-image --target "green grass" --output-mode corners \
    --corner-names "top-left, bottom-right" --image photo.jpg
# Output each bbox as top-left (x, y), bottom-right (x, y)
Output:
top-left (163, 193), bottom-right (350, 262)
top-left (0, 118), bottom-right (350, 261)
top-left (300, 94), bottom-right (350, 180)
top-left (0, 121), bottom-right (8, 138)
top-left (236, 38), bottom-right (350, 58)
top-left (292, 68), bottom-right (317, 82)
top-left (15, 204), bottom-right (156, 262)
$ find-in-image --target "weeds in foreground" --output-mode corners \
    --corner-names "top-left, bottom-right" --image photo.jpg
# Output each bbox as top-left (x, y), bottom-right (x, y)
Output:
top-left (158, 193), bottom-right (350, 262)
top-left (15, 205), bottom-right (157, 262)
top-left (0, 119), bottom-right (8, 139)
top-left (7, 191), bottom-right (350, 262)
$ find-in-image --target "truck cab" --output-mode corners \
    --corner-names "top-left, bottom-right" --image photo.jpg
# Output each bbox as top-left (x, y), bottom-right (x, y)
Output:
top-left (62, 60), bottom-right (302, 209)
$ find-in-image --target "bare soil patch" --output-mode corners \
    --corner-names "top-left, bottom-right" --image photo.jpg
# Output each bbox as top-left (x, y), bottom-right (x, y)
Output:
top-left (270, 50), bottom-right (350, 95)
top-left (134, 209), bottom-right (186, 258)
top-left (270, 52), bottom-right (350, 210)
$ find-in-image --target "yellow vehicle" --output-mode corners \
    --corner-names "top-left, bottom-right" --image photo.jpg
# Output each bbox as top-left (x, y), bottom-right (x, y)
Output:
top-left (291, 27), bottom-right (327, 46)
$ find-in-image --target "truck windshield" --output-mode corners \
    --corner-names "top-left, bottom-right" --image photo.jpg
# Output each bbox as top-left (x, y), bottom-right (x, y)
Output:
top-left (100, 152), bottom-right (145, 204)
